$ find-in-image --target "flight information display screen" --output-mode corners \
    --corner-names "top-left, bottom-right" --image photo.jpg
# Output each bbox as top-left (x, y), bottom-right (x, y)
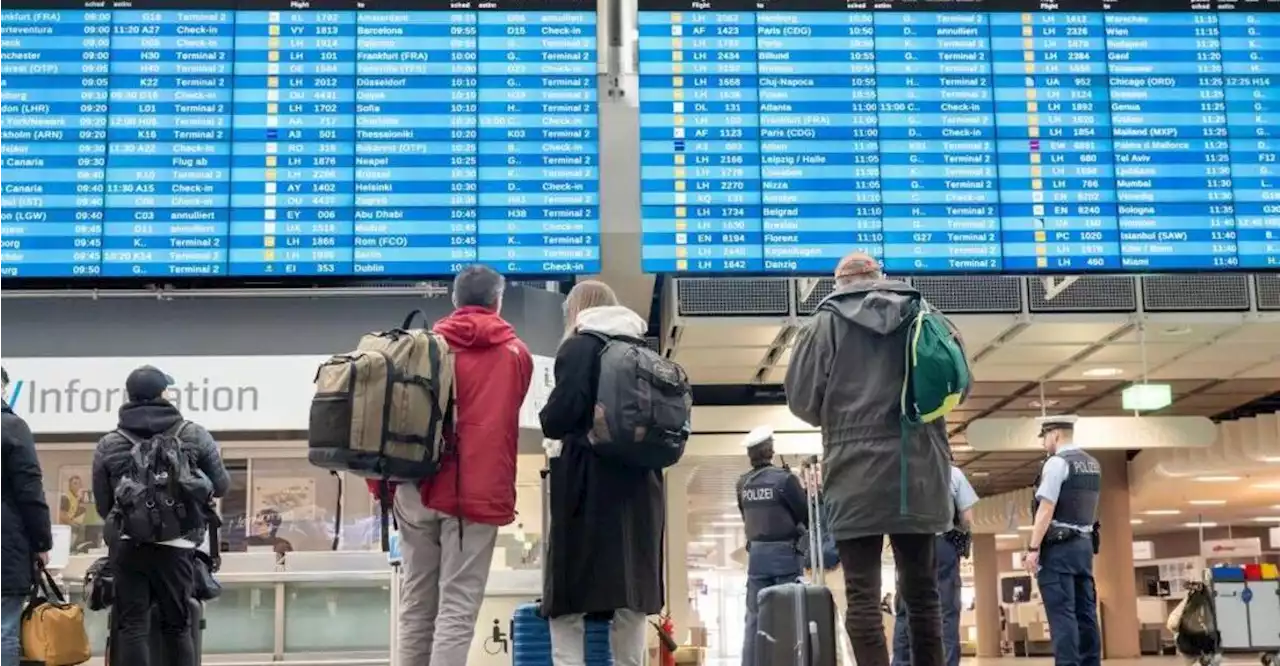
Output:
top-left (637, 0), bottom-right (1280, 274)
top-left (1, 0), bottom-right (599, 279)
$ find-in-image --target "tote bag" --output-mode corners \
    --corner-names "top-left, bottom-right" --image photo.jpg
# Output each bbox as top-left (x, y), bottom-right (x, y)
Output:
top-left (20, 562), bottom-right (91, 666)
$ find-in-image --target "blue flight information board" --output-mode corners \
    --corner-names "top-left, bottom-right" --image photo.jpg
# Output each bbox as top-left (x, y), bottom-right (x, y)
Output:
top-left (0, 0), bottom-right (600, 279)
top-left (637, 0), bottom-right (1280, 274)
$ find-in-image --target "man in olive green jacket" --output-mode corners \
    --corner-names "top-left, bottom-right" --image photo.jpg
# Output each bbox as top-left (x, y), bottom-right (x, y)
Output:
top-left (784, 252), bottom-right (964, 666)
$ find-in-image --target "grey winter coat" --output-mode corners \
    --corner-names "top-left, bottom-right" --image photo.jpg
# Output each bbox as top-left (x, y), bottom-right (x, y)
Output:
top-left (783, 279), bottom-right (957, 540)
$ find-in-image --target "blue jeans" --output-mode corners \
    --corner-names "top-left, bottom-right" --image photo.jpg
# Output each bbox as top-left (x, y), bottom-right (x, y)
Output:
top-left (1036, 537), bottom-right (1100, 666)
top-left (742, 541), bottom-right (803, 666)
top-left (892, 536), bottom-right (960, 666)
top-left (2, 595), bottom-right (24, 666)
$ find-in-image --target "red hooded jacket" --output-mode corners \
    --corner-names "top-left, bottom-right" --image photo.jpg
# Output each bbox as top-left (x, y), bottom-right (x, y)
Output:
top-left (368, 306), bottom-right (532, 525)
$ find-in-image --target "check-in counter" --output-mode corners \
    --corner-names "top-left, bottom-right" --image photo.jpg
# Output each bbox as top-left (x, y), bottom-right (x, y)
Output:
top-left (61, 550), bottom-right (543, 666)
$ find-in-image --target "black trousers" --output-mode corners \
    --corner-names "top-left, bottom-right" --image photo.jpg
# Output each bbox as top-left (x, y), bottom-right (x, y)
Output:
top-left (112, 541), bottom-right (198, 666)
top-left (837, 534), bottom-right (944, 666)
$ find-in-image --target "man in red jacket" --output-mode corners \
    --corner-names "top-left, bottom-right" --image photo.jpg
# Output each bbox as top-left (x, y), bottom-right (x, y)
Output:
top-left (390, 265), bottom-right (532, 666)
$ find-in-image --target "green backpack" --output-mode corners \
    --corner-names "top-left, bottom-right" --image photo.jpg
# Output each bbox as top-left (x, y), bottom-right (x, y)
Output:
top-left (897, 301), bottom-right (970, 513)
top-left (900, 301), bottom-right (970, 425)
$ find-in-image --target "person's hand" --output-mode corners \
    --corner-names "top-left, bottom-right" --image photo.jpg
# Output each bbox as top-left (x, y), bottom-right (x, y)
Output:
top-left (37, 551), bottom-right (50, 566)
top-left (1022, 550), bottom-right (1039, 573)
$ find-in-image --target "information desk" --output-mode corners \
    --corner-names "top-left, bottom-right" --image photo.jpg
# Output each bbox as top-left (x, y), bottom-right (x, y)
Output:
top-left (60, 553), bottom-right (543, 666)
top-left (637, 0), bottom-right (1280, 274)
top-left (1, 0), bottom-right (600, 279)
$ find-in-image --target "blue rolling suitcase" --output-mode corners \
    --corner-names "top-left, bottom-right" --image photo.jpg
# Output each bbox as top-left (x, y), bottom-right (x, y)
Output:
top-left (512, 602), bottom-right (614, 666)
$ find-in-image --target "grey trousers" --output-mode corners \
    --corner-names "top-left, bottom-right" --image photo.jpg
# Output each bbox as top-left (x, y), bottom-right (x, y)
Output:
top-left (395, 484), bottom-right (499, 666)
top-left (549, 609), bottom-right (648, 666)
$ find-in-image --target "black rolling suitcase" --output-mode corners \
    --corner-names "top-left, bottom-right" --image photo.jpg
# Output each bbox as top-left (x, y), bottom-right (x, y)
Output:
top-left (755, 457), bottom-right (839, 666)
top-left (105, 597), bottom-right (204, 666)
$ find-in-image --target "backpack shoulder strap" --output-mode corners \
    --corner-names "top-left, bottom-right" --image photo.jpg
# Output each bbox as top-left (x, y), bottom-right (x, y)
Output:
top-left (169, 420), bottom-right (192, 439)
top-left (114, 429), bottom-right (144, 447)
top-left (579, 330), bottom-right (616, 358)
top-left (580, 330), bottom-right (612, 345)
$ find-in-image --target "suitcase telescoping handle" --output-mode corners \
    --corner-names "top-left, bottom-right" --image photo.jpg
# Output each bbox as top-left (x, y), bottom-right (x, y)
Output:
top-left (799, 456), bottom-right (825, 666)
top-left (802, 456), bottom-right (824, 575)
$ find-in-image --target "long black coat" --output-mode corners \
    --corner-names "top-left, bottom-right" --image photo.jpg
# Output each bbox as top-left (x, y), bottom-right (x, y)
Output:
top-left (539, 309), bottom-right (665, 618)
top-left (2, 402), bottom-right (53, 595)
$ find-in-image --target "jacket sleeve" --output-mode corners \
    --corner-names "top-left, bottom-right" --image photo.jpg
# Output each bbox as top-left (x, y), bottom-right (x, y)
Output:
top-left (4, 416), bottom-right (53, 553)
top-left (190, 424), bottom-right (231, 499)
top-left (516, 343), bottom-right (534, 411)
top-left (92, 435), bottom-right (115, 520)
top-left (539, 334), bottom-right (598, 440)
top-left (784, 311), bottom-right (840, 427)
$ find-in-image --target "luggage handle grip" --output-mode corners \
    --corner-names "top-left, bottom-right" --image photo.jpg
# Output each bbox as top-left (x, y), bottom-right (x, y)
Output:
top-left (402, 309), bottom-right (429, 330)
top-left (806, 620), bottom-right (822, 666)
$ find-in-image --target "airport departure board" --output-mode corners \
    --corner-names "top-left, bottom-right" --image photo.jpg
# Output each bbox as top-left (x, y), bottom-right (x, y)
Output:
top-left (1, 0), bottom-right (599, 279)
top-left (638, 0), bottom-right (1280, 274)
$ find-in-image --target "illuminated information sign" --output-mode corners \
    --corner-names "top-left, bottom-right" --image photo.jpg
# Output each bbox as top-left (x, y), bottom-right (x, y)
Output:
top-left (1, 0), bottom-right (600, 278)
top-left (637, 0), bottom-right (1279, 274)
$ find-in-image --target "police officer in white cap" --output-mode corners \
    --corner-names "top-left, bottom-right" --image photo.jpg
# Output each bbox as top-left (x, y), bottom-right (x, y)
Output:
top-left (1023, 415), bottom-right (1102, 666)
top-left (735, 426), bottom-right (809, 666)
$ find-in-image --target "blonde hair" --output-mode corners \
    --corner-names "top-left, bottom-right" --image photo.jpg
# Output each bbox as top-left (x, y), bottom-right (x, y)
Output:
top-left (562, 280), bottom-right (619, 340)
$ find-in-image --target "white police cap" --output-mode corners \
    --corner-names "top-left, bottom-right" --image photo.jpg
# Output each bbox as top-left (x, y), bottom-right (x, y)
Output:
top-left (1037, 414), bottom-right (1078, 437)
top-left (742, 426), bottom-right (774, 450)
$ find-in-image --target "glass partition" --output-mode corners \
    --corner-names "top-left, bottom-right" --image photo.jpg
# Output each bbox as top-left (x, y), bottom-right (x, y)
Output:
top-left (282, 580), bottom-right (392, 652)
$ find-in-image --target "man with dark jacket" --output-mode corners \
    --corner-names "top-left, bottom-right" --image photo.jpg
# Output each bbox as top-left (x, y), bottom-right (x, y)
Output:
top-left (92, 365), bottom-right (230, 666)
top-left (784, 252), bottom-right (963, 666)
top-left (376, 265), bottom-right (533, 666)
top-left (2, 367), bottom-right (53, 666)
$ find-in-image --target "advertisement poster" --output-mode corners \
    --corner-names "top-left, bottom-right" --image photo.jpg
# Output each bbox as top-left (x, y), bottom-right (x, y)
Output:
top-left (55, 465), bottom-right (105, 553)
top-left (249, 477), bottom-right (318, 553)
top-left (251, 477), bottom-right (316, 522)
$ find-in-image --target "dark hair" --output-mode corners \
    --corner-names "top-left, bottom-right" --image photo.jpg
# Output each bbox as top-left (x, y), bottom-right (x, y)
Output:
top-left (452, 265), bottom-right (505, 310)
top-left (747, 442), bottom-right (774, 467)
top-left (257, 509), bottom-right (283, 537)
top-left (1, 366), bottom-right (8, 388)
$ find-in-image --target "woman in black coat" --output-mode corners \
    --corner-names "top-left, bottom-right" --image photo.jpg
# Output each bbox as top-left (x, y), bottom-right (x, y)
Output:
top-left (539, 280), bottom-right (665, 666)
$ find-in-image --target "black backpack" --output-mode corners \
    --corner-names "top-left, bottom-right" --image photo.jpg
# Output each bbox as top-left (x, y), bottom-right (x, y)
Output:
top-left (111, 422), bottom-right (207, 543)
top-left (582, 332), bottom-right (691, 470)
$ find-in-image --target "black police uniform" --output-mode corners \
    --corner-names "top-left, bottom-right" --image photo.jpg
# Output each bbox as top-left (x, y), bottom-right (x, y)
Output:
top-left (736, 464), bottom-right (807, 666)
top-left (1033, 447), bottom-right (1102, 666)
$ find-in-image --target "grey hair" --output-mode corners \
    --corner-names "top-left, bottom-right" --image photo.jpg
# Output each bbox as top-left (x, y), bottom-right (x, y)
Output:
top-left (452, 265), bottom-right (505, 309)
top-left (834, 269), bottom-right (884, 287)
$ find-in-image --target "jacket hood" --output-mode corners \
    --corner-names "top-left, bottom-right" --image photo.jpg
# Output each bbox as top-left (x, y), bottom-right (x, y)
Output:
top-left (433, 306), bottom-right (519, 350)
top-left (576, 305), bottom-right (647, 339)
top-left (117, 399), bottom-right (184, 436)
top-left (818, 279), bottom-right (921, 336)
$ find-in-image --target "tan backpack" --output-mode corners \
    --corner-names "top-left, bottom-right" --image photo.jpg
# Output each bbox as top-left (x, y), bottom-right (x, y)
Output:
top-left (308, 308), bottom-right (456, 497)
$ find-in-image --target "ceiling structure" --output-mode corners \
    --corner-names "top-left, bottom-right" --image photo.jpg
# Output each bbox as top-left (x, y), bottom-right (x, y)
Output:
top-left (673, 316), bottom-right (1279, 495)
